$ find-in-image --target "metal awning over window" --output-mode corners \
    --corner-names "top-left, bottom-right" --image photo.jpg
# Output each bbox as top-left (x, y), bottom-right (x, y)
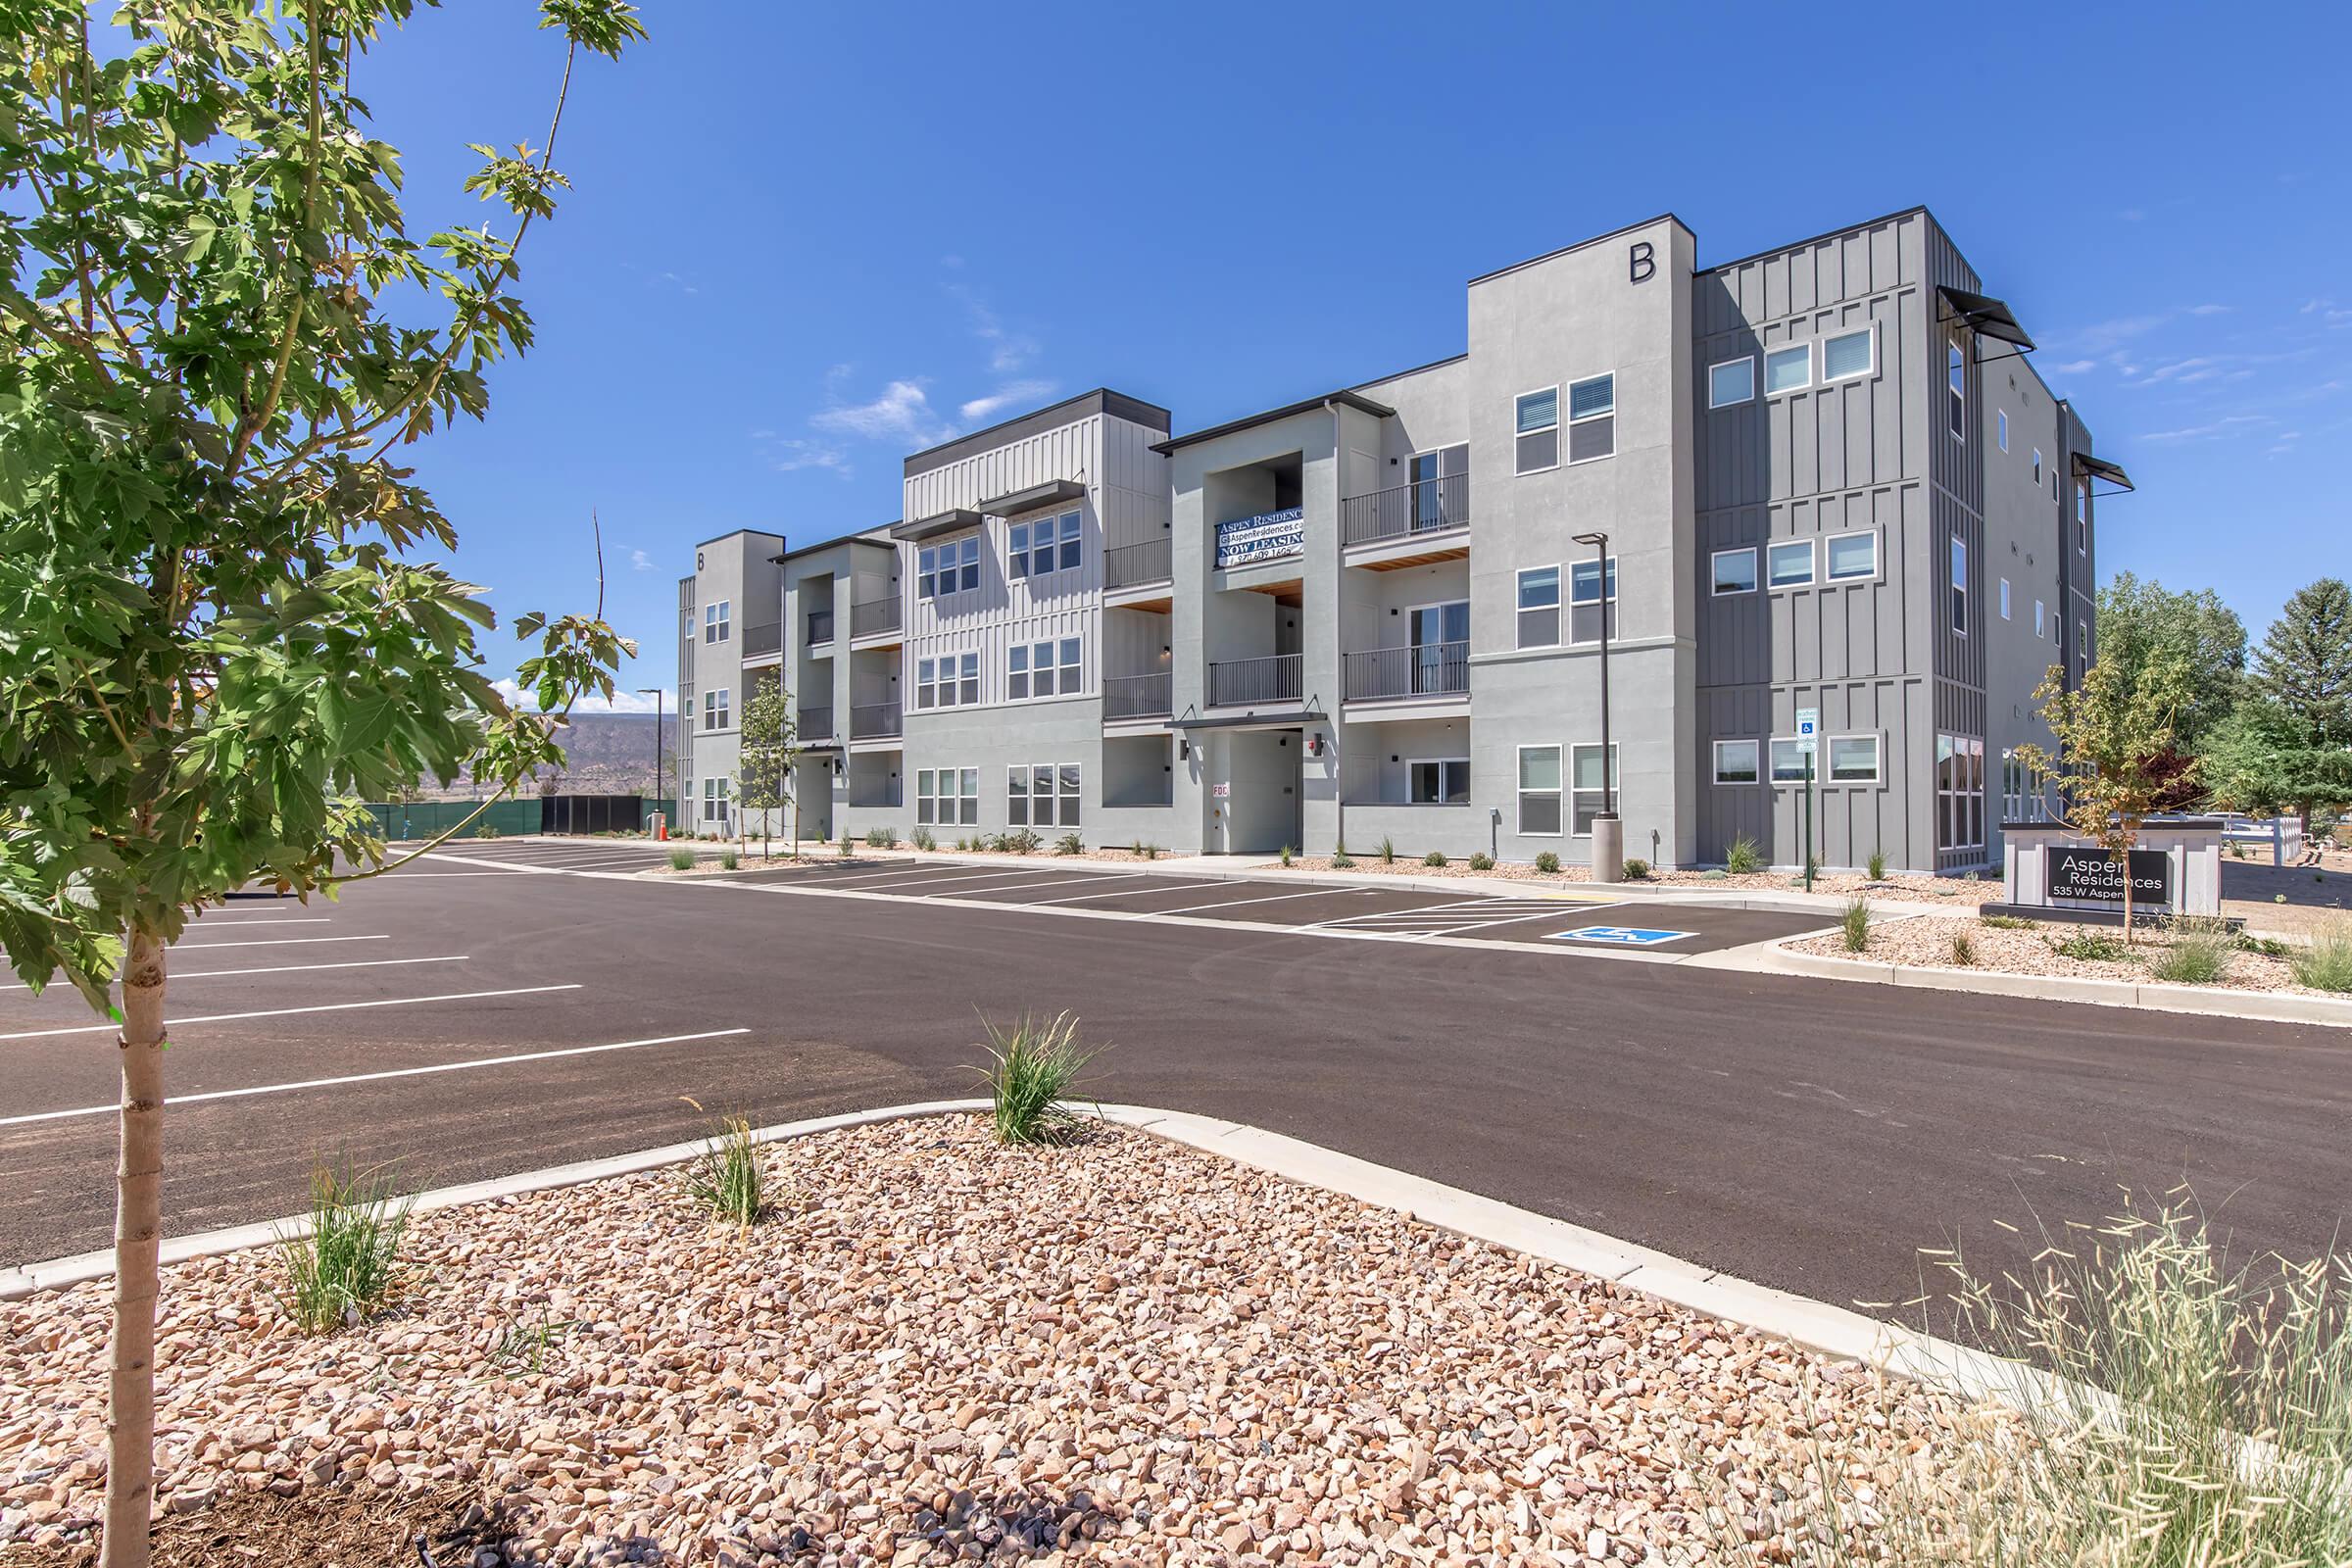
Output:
top-left (2075, 453), bottom-right (2133, 491)
top-left (976, 478), bottom-right (1086, 517)
top-left (890, 509), bottom-right (983, 542)
top-left (1937, 286), bottom-right (2035, 350)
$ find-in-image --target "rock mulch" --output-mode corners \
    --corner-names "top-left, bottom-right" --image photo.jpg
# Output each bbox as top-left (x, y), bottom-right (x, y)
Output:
top-left (1791, 913), bottom-right (2336, 997)
top-left (1277, 857), bottom-right (2000, 905)
top-left (3, 1118), bottom-right (1986, 1565)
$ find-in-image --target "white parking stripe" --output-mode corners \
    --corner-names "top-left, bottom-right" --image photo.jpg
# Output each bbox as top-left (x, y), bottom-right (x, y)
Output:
top-left (0, 1028), bottom-right (751, 1127)
top-left (836, 867), bottom-right (1052, 892)
top-left (192, 915), bottom-right (329, 925)
top-left (0, 984), bottom-right (581, 1042)
top-left (173, 934), bottom-right (389, 951)
top-left (1, 956), bottom-right (467, 991)
top-left (1153, 886), bottom-right (1385, 916)
top-left (931, 872), bottom-right (1153, 900)
top-left (1018, 878), bottom-right (1232, 907)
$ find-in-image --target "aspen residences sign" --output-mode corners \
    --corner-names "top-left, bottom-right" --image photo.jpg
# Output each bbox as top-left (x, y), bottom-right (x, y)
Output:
top-left (1214, 507), bottom-right (1305, 569)
top-left (2046, 846), bottom-right (2172, 906)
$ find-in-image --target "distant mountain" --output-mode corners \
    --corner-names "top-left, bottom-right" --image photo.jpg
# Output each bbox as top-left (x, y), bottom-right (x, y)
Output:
top-left (405, 711), bottom-right (679, 800)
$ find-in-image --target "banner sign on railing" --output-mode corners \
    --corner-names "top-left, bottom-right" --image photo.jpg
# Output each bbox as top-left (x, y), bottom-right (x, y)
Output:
top-left (1214, 507), bottom-right (1304, 569)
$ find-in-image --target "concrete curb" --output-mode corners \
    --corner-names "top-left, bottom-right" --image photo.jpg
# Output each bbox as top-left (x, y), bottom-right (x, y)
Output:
top-left (1747, 937), bottom-right (2352, 1029)
top-left (0, 1098), bottom-right (2023, 1411)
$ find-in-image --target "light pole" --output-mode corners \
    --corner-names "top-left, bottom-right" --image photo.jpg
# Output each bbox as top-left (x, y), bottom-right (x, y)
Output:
top-left (637, 687), bottom-right (664, 838)
top-left (1572, 531), bottom-right (1618, 882)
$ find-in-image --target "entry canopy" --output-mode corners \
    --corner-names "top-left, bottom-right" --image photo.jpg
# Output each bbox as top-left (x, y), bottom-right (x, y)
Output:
top-left (1937, 285), bottom-right (2035, 350)
top-left (2075, 452), bottom-right (2134, 491)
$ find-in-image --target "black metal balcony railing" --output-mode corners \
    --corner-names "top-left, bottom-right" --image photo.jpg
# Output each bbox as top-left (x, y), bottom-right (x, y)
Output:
top-left (1102, 672), bottom-right (1172, 719)
top-left (850, 700), bottom-right (902, 740)
top-left (1343, 640), bottom-right (1470, 702)
top-left (741, 621), bottom-right (782, 658)
top-left (851, 596), bottom-right (902, 638)
top-left (1208, 653), bottom-right (1301, 708)
top-left (1104, 536), bottom-right (1173, 591)
top-left (1340, 470), bottom-right (1469, 549)
top-left (806, 608), bottom-right (835, 646)
top-left (798, 706), bottom-right (833, 741)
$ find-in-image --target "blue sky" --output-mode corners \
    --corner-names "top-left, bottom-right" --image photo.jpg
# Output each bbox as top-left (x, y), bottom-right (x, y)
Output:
top-left (359, 2), bottom-right (2352, 710)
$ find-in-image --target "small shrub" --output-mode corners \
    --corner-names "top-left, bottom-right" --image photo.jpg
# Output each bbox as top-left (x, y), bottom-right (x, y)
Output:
top-left (1724, 834), bottom-right (1764, 874)
top-left (1054, 833), bottom-right (1082, 856)
top-left (1141, 842), bottom-right (1160, 860)
top-left (1838, 894), bottom-right (1871, 953)
top-left (1534, 851), bottom-right (1561, 874)
top-left (1979, 911), bottom-right (2033, 930)
top-left (2290, 922), bottom-right (2352, 993)
top-left (910, 825), bottom-right (937, 851)
top-left (1620, 857), bottom-right (1649, 880)
top-left (1865, 846), bottom-right (1887, 880)
top-left (2236, 932), bottom-right (2290, 958)
top-left (2052, 928), bottom-right (2129, 962)
top-left (971, 1011), bottom-right (1104, 1146)
top-left (1949, 931), bottom-right (1976, 966)
top-left (1700, 867), bottom-right (1728, 880)
top-left (719, 849), bottom-right (740, 871)
top-left (683, 1112), bottom-right (768, 1227)
top-left (474, 822), bottom-right (501, 840)
top-left (1379, 837), bottom-right (1396, 864)
top-left (1423, 850), bottom-right (1447, 867)
top-left (277, 1162), bottom-right (410, 1336)
top-left (1005, 829), bottom-right (1041, 855)
top-left (668, 848), bottom-right (695, 871)
top-left (836, 834), bottom-right (854, 858)
top-left (1468, 852), bottom-right (1494, 870)
top-left (2149, 915), bottom-right (2235, 986)
top-left (1331, 849), bottom-right (1354, 868)
top-left (2277, 893), bottom-right (2288, 905)
top-left (864, 826), bottom-right (897, 848)
top-left (1278, 844), bottom-right (1294, 866)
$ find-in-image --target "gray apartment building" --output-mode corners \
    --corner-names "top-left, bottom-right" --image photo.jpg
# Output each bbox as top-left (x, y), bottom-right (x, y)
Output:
top-left (678, 205), bottom-right (2127, 872)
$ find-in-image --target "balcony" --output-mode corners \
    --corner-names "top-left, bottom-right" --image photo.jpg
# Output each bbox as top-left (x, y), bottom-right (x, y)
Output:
top-left (849, 784), bottom-right (904, 808)
top-left (806, 608), bottom-right (835, 647)
top-left (798, 706), bottom-right (834, 742)
top-left (1105, 537), bottom-right (1173, 592)
top-left (741, 621), bottom-right (782, 659)
top-left (1340, 472), bottom-right (1470, 562)
top-left (1344, 641), bottom-right (1469, 703)
top-left (1208, 653), bottom-right (1301, 708)
top-left (850, 595), bottom-right (902, 640)
top-left (850, 700), bottom-right (903, 741)
top-left (1103, 672), bottom-right (1172, 720)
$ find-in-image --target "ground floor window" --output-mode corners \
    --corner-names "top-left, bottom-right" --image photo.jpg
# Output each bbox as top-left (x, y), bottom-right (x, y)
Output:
top-left (1009, 763), bottom-right (1083, 827)
top-left (1570, 743), bottom-right (1618, 835)
top-left (1409, 758), bottom-right (1470, 805)
top-left (1936, 735), bottom-right (1984, 851)
top-left (1712, 739), bottom-right (1759, 784)
top-left (1769, 738), bottom-right (1811, 783)
top-left (1827, 734), bottom-right (1881, 783)
top-left (917, 767), bottom-right (979, 826)
top-left (1517, 745), bottom-right (1561, 835)
top-left (2002, 749), bottom-right (2049, 824)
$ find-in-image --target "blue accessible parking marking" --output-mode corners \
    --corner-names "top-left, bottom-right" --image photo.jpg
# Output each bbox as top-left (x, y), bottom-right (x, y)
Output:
top-left (1546, 924), bottom-right (1694, 948)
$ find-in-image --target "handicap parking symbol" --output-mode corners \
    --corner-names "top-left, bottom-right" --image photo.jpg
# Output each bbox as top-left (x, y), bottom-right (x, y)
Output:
top-left (1547, 924), bottom-right (1693, 947)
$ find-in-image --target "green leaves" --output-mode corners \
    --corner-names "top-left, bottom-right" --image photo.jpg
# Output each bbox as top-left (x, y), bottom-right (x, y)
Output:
top-left (539, 0), bottom-right (649, 59)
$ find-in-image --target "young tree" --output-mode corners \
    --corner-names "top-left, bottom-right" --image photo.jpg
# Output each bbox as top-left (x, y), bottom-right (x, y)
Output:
top-left (2095, 571), bottom-right (2246, 752)
top-left (735, 673), bottom-right (798, 861)
top-left (2014, 652), bottom-right (2197, 942)
top-left (2237, 577), bottom-right (2352, 836)
top-left (2204, 697), bottom-right (2352, 846)
top-left (0, 6), bottom-right (643, 1564)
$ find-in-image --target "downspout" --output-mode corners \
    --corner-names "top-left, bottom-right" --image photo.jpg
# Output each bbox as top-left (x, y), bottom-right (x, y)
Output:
top-left (1326, 398), bottom-right (1345, 857)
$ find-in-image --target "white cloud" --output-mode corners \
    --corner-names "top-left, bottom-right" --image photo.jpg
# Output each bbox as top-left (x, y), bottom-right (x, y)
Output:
top-left (810, 378), bottom-right (956, 448)
top-left (948, 283), bottom-right (1038, 372)
top-left (2136, 414), bottom-right (2270, 444)
top-left (628, 548), bottom-right (654, 572)
top-left (770, 439), bottom-right (853, 475)
top-left (2049, 358), bottom-right (2099, 375)
top-left (492, 679), bottom-right (674, 716)
top-left (959, 379), bottom-right (1057, 423)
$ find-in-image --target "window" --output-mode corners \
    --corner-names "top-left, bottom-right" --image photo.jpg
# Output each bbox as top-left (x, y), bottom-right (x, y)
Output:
top-left (922, 535), bottom-right (979, 597)
top-left (2079, 621), bottom-right (2089, 661)
top-left (1825, 529), bottom-right (1878, 582)
top-left (1764, 343), bottom-right (1811, 396)
top-left (958, 650), bottom-right (980, 706)
top-left (2033, 449), bottom-right (2043, 485)
top-left (1997, 409), bottom-right (2009, 452)
top-left (1946, 332), bottom-right (1967, 438)
top-left (1999, 577), bottom-right (2011, 620)
top-left (1006, 523), bottom-right (1030, 580)
top-left (1822, 327), bottom-right (1874, 383)
top-left (702, 687), bottom-right (729, 731)
top-left (1767, 540), bottom-right (1815, 588)
top-left (1409, 759), bottom-right (1471, 806)
top-left (1058, 764), bottom-right (1081, 826)
top-left (1569, 743), bottom-right (1618, 835)
top-left (1828, 735), bottom-right (1881, 784)
top-left (701, 776), bottom-right (730, 822)
top-left (1055, 511), bottom-right (1082, 573)
top-left (2034, 600), bottom-right (2046, 637)
top-left (1517, 745), bottom-right (1562, 836)
top-left (1014, 637), bottom-right (1080, 700)
top-left (1712, 739), bottom-right (1760, 784)
top-left (1012, 763), bottom-right (1071, 828)
top-left (703, 600), bottom-right (730, 644)
top-left (1009, 510), bottom-right (1082, 579)
top-left (917, 652), bottom-right (980, 710)
top-left (1006, 645), bottom-right (1028, 700)
top-left (1006, 764), bottom-right (1025, 824)
top-left (1770, 739), bottom-right (1812, 783)
top-left (1712, 547), bottom-right (1758, 596)
top-left (915, 768), bottom-right (974, 826)
top-left (1708, 357), bottom-right (1755, 408)
top-left (2076, 478), bottom-right (2090, 554)
top-left (917, 547), bottom-right (938, 600)
top-left (1516, 565), bottom-right (1560, 648)
top-left (1514, 387), bottom-right (1558, 473)
top-left (1569, 556), bottom-right (1617, 643)
top-left (1936, 735), bottom-right (1985, 852)
top-left (1566, 372), bottom-right (1615, 462)
top-left (1950, 535), bottom-right (1968, 634)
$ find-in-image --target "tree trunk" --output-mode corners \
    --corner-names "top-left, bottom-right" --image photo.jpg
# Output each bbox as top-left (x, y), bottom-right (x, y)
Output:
top-left (2119, 844), bottom-right (2135, 947)
top-left (102, 927), bottom-right (167, 1568)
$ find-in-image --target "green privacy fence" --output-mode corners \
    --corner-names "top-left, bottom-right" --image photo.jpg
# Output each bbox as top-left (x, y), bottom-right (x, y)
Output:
top-left (360, 798), bottom-right (677, 842)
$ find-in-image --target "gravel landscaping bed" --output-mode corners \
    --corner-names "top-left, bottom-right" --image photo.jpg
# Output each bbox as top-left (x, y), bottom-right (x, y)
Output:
top-left (1276, 857), bottom-right (1999, 905)
top-left (1791, 914), bottom-right (2334, 996)
top-left (1, 1118), bottom-right (1985, 1566)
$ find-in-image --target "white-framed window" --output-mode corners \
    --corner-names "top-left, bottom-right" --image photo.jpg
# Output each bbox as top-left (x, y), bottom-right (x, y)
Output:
top-left (1010, 637), bottom-right (1080, 699)
top-left (2035, 599), bottom-right (2046, 638)
top-left (1409, 758), bottom-right (1471, 806)
top-left (1769, 738), bottom-right (1812, 783)
top-left (701, 775), bottom-right (730, 822)
top-left (1825, 529), bottom-right (1879, 582)
top-left (2033, 449), bottom-right (2043, 485)
top-left (1764, 342), bottom-right (1811, 396)
top-left (704, 600), bottom-right (730, 644)
top-left (1006, 644), bottom-right (1028, 700)
top-left (702, 687), bottom-right (730, 731)
top-left (1516, 565), bottom-right (1560, 648)
top-left (1708, 356), bottom-right (1755, 409)
top-left (1009, 763), bottom-right (1076, 827)
top-left (1767, 540), bottom-right (1815, 589)
top-left (1822, 327), bottom-right (1875, 384)
top-left (1514, 386), bottom-right (1558, 474)
top-left (1516, 744), bottom-right (1562, 836)
top-left (1999, 577), bottom-right (2012, 620)
top-left (1566, 372), bottom-right (1615, 463)
top-left (1712, 738), bottom-right (1760, 785)
top-left (1711, 547), bottom-right (1758, 596)
top-left (1946, 331), bottom-right (1967, 438)
top-left (916, 546), bottom-right (937, 599)
top-left (2079, 620), bottom-right (2089, 661)
top-left (1009, 510), bottom-right (1082, 580)
top-left (2076, 478), bottom-right (2090, 553)
top-left (915, 652), bottom-right (980, 710)
top-left (958, 650), bottom-right (979, 706)
top-left (1997, 409), bottom-right (2009, 453)
top-left (1827, 734), bottom-right (1881, 784)
top-left (1950, 535), bottom-right (1969, 635)
top-left (916, 768), bottom-right (975, 827)
top-left (1569, 556), bottom-right (1617, 644)
top-left (1936, 735), bottom-right (1984, 851)
top-left (1569, 742), bottom-right (1618, 835)
top-left (919, 536), bottom-right (981, 599)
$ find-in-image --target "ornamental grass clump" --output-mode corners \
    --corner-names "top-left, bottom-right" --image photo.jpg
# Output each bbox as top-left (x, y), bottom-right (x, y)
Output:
top-left (1838, 893), bottom-right (1871, 952)
top-left (2288, 921), bottom-right (2352, 992)
top-left (277, 1162), bottom-right (411, 1337)
top-left (1725, 834), bottom-right (1764, 874)
top-left (971, 1011), bottom-right (1104, 1146)
top-left (719, 848), bottom-right (739, 871)
top-left (668, 847), bottom-right (695, 871)
top-left (2148, 914), bottom-right (2234, 986)
top-left (681, 1110), bottom-right (769, 1227)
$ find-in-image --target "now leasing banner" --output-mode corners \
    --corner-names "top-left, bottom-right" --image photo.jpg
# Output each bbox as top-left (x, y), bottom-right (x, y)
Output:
top-left (2046, 846), bottom-right (2172, 906)
top-left (1214, 507), bottom-right (1305, 569)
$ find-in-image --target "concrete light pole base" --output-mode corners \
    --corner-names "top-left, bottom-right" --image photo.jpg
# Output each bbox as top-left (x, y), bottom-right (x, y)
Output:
top-left (1591, 814), bottom-right (1623, 883)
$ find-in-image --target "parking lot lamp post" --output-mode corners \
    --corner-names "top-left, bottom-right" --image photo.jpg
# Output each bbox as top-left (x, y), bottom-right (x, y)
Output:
top-left (1572, 531), bottom-right (1619, 882)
